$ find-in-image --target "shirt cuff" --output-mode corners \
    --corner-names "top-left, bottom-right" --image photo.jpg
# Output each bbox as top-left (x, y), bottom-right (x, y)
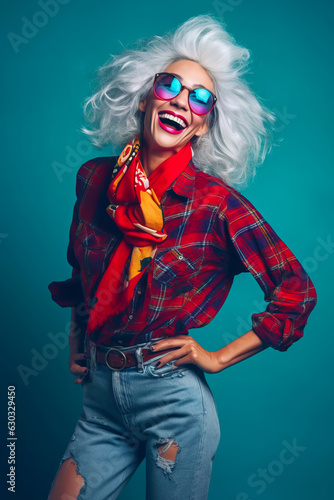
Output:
top-left (48, 277), bottom-right (84, 308)
top-left (251, 313), bottom-right (300, 352)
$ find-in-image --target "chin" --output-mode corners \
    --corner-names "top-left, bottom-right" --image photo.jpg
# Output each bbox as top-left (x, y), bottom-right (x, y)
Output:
top-left (148, 128), bottom-right (187, 151)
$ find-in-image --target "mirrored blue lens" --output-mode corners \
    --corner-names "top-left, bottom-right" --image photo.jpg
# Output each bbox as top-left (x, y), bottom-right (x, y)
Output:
top-left (155, 75), bottom-right (181, 99)
top-left (189, 89), bottom-right (214, 114)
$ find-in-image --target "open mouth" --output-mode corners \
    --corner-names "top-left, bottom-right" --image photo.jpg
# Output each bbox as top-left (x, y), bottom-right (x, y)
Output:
top-left (158, 112), bottom-right (187, 134)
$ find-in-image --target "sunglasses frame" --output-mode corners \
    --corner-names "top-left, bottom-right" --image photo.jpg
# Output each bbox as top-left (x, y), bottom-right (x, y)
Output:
top-left (153, 72), bottom-right (217, 116)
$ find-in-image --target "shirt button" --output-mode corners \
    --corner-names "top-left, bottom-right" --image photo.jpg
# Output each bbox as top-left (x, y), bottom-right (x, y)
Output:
top-left (118, 340), bottom-right (123, 344)
top-left (129, 314), bottom-right (133, 320)
top-left (137, 290), bottom-right (142, 295)
top-left (178, 254), bottom-right (184, 260)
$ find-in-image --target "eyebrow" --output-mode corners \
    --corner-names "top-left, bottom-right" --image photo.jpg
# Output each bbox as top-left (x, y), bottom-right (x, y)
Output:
top-left (170, 72), bottom-right (210, 90)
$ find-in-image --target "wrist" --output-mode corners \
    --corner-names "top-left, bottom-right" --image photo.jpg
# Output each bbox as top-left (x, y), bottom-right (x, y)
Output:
top-left (212, 349), bottom-right (229, 372)
top-left (69, 330), bottom-right (85, 353)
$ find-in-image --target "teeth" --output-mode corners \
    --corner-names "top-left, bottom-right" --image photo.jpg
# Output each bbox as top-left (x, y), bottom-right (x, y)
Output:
top-left (159, 113), bottom-right (186, 129)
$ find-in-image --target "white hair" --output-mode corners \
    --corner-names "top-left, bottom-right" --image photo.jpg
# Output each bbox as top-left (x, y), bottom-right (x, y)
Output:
top-left (81, 15), bottom-right (275, 188)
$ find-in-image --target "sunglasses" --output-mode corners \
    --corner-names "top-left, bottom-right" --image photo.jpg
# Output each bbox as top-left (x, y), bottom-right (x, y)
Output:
top-left (153, 72), bottom-right (217, 116)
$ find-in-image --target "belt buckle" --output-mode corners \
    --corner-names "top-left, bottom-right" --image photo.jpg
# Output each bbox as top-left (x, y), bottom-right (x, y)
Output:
top-left (105, 347), bottom-right (127, 371)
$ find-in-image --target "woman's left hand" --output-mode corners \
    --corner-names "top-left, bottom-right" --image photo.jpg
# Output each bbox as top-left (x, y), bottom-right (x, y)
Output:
top-left (150, 335), bottom-right (224, 374)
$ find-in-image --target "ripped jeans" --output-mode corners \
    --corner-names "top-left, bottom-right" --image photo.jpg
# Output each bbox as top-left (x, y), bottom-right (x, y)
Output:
top-left (48, 339), bottom-right (221, 500)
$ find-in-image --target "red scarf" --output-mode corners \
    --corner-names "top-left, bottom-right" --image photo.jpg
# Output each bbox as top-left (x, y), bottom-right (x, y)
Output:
top-left (86, 136), bottom-right (192, 334)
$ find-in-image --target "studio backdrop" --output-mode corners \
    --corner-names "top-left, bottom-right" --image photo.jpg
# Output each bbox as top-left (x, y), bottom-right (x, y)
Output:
top-left (1, 0), bottom-right (333, 499)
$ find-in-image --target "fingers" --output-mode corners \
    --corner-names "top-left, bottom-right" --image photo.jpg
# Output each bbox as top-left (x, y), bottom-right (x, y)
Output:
top-left (69, 352), bottom-right (89, 384)
top-left (73, 370), bottom-right (89, 385)
top-left (151, 335), bottom-right (190, 352)
top-left (69, 360), bottom-right (87, 374)
top-left (70, 362), bottom-right (87, 376)
top-left (173, 355), bottom-right (192, 368)
top-left (71, 352), bottom-right (88, 362)
top-left (71, 365), bottom-right (88, 384)
top-left (154, 348), bottom-right (190, 368)
top-left (150, 337), bottom-right (196, 369)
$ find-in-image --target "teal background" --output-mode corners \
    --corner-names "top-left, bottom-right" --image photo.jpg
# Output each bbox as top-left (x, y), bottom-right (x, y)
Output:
top-left (1, 0), bottom-right (333, 498)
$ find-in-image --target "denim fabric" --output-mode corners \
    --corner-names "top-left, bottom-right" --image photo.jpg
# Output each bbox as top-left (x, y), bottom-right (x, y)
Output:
top-left (49, 340), bottom-right (221, 500)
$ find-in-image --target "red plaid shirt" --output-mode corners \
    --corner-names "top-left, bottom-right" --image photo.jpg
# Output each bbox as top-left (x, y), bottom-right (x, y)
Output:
top-left (49, 156), bottom-right (317, 350)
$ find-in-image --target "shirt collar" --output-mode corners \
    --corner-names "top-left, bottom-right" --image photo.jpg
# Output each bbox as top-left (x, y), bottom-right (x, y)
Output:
top-left (168, 161), bottom-right (196, 200)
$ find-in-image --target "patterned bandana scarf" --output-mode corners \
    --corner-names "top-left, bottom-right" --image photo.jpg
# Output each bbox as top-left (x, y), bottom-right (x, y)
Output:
top-left (86, 135), bottom-right (192, 335)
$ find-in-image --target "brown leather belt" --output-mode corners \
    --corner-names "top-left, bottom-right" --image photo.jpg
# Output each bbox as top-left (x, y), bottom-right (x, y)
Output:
top-left (86, 339), bottom-right (181, 372)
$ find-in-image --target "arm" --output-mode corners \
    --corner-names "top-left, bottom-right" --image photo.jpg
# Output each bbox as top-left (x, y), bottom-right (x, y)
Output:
top-left (151, 190), bottom-right (317, 373)
top-left (48, 198), bottom-right (85, 308)
top-left (151, 329), bottom-right (268, 374)
top-left (216, 190), bottom-right (317, 352)
top-left (69, 306), bottom-right (89, 384)
top-left (69, 307), bottom-right (86, 353)
top-left (212, 187), bottom-right (317, 369)
top-left (214, 329), bottom-right (269, 371)
top-left (48, 164), bottom-right (91, 382)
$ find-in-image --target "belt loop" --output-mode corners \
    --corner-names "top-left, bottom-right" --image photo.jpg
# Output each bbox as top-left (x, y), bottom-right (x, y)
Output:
top-left (90, 342), bottom-right (97, 371)
top-left (84, 333), bottom-right (89, 354)
top-left (134, 347), bottom-right (144, 372)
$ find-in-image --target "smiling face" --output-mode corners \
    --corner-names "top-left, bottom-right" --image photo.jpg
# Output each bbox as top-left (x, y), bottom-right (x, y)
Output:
top-left (139, 60), bottom-right (215, 154)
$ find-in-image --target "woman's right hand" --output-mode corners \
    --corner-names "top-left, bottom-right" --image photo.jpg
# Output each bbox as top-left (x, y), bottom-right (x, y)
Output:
top-left (68, 307), bottom-right (89, 384)
top-left (69, 352), bottom-right (89, 384)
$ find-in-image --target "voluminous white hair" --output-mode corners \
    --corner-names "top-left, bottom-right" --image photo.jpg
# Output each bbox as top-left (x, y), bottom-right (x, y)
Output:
top-left (81, 15), bottom-right (275, 187)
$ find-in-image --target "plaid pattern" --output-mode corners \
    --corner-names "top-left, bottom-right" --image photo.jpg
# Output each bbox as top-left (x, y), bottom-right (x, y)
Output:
top-left (48, 157), bottom-right (317, 351)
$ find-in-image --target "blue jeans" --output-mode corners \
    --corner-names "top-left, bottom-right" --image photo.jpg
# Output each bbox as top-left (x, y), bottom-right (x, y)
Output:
top-left (49, 339), bottom-right (221, 499)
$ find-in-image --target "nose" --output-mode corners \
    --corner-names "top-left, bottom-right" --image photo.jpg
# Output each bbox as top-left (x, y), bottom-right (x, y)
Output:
top-left (169, 88), bottom-right (189, 111)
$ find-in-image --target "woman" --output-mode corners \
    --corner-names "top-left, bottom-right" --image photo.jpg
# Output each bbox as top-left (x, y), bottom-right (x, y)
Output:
top-left (47, 15), bottom-right (317, 500)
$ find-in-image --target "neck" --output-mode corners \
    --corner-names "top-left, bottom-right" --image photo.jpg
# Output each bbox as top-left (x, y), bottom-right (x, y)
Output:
top-left (140, 140), bottom-right (181, 177)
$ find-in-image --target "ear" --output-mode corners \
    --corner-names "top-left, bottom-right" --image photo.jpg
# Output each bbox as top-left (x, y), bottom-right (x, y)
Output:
top-left (138, 99), bottom-right (147, 112)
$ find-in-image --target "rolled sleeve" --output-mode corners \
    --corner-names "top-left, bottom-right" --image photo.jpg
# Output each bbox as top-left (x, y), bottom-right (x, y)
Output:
top-left (48, 198), bottom-right (84, 308)
top-left (219, 191), bottom-right (317, 351)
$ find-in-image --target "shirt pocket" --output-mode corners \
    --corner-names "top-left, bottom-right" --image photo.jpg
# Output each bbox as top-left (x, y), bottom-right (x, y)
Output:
top-left (74, 221), bottom-right (117, 279)
top-left (153, 246), bottom-right (203, 290)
